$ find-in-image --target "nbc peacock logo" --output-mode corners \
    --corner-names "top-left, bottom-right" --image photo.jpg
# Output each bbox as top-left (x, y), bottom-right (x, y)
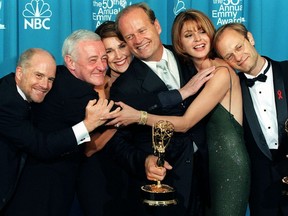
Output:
top-left (173, 0), bottom-right (186, 16)
top-left (22, 0), bottom-right (52, 30)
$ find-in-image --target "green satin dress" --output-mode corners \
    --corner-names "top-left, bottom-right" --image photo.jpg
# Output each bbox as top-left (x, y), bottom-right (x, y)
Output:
top-left (205, 103), bottom-right (250, 216)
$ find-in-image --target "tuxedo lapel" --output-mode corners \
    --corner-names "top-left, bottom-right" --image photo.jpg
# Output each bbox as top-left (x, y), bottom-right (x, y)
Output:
top-left (271, 62), bottom-right (288, 147)
top-left (142, 68), bottom-right (168, 92)
top-left (132, 58), bottom-right (168, 92)
top-left (240, 77), bottom-right (272, 160)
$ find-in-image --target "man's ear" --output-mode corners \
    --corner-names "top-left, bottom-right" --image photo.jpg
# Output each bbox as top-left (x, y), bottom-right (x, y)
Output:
top-left (15, 66), bottom-right (23, 81)
top-left (247, 32), bottom-right (255, 46)
top-left (154, 19), bottom-right (162, 35)
top-left (64, 55), bottom-right (75, 71)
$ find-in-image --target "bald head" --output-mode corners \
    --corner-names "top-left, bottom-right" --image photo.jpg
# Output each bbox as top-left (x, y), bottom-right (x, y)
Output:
top-left (15, 48), bottom-right (56, 103)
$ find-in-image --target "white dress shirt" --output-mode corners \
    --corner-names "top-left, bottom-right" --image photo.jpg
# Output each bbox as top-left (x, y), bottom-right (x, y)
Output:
top-left (245, 60), bottom-right (279, 149)
top-left (143, 46), bottom-right (180, 89)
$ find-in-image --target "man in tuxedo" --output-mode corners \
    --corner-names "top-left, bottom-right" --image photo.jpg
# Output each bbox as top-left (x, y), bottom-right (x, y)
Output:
top-left (214, 23), bottom-right (288, 216)
top-left (105, 3), bottom-right (213, 216)
top-left (0, 48), bottom-right (113, 214)
top-left (3, 30), bottom-right (118, 216)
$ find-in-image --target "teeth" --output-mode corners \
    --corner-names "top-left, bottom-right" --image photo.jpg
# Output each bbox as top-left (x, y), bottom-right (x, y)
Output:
top-left (195, 44), bottom-right (204, 48)
top-left (137, 42), bottom-right (149, 50)
top-left (36, 90), bottom-right (46, 94)
top-left (137, 45), bottom-right (145, 50)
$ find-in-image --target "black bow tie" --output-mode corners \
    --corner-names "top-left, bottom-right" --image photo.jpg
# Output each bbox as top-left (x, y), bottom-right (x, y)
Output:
top-left (246, 60), bottom-right (270, 87)
top-left (246, 73), bottom-right (267, 87)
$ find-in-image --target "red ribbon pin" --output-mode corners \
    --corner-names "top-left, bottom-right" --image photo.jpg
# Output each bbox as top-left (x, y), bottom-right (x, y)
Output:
top-left (277, 90), bottom-right (283, 100)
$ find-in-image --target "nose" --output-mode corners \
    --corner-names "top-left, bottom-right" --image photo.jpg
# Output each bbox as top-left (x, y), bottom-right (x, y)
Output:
top-left (97, 60), bottom-right (107, 72)
top-left (234, 51), bottom-right (243, 62)
top-left (40, 78), bottom-right (50, 90)
top-left (114, 49), bottom-right (122, 59)
top-left (194, 33), bottom-right (201, 42)
top-left (133, 33), bottom-right (143, 44)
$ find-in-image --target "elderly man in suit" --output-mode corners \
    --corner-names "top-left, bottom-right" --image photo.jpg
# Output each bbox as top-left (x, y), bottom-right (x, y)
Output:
top-left (0, 48), bottom-right (113, 214)
top-left (214, 22), bottom-right (288, 216)
top-left (3, 31), bottom-right (119, 216)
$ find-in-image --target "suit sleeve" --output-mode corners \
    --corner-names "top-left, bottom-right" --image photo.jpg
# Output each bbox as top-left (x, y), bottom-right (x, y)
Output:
top-left (0, 100), bottom-right (78, 160)
top-left (110, 77), bottom-right (182, 113)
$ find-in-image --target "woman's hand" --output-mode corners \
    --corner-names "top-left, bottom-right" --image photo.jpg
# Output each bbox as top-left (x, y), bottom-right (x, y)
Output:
top-left (103, 101), bottom-right (141, 127)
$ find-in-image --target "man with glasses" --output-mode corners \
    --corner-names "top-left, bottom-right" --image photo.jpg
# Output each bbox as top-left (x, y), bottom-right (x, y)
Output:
top-left (214, 22), bottom-right (288, 216)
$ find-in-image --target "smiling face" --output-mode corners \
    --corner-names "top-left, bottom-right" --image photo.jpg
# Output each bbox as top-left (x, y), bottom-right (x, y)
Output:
top-left (172, 9), bottom-right (215, 63)
top-left (180, 20), bottom-right (211, 61)
top-left (215, 28), bottom-right (262, 76)
top-left (15, 49), bottom-right (56, 103)
top-left (102, 36), bottom-right (132, 73)
top-left (118, 7), bottom-right (163, 61)
top-left (65, 40), bottom-right (108, 86)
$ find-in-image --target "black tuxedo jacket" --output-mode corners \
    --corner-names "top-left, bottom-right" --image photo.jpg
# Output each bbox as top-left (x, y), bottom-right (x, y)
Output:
top-left (3, 66), bottom-right (99, 216)
top-left (239, 57), bottom-right (288, 215)
top-left (108, 46), bottom-right (207, 215)
top-left (0, 73), bottom-right (78, 211)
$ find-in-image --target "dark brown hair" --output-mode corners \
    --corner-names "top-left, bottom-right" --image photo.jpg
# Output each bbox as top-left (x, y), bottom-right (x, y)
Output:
top-left (95, 21), bottom-right (119, 39)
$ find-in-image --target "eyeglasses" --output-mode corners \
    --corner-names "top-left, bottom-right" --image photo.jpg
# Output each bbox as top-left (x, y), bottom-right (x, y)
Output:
top-left (223, 37), bottom-right (246, 62)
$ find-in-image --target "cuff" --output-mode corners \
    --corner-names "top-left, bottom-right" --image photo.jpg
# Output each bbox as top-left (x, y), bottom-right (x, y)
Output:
top-left (72, 121), bottom-right (91, 145)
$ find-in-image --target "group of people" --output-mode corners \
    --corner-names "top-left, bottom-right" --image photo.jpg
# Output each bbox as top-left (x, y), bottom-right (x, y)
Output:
top-left (0, 2), bottom-right (288, 216)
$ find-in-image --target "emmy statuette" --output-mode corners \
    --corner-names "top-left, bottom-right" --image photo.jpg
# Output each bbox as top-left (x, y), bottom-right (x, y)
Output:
top-left (141, 120), bottom-right (177, 206)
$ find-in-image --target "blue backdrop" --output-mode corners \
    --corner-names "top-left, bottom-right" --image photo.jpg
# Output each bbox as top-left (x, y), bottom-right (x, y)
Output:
top-left (1, 0), bottom-right (288, 77)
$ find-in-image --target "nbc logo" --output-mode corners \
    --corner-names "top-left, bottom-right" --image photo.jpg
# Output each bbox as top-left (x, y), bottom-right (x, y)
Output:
top-left (23, 0), bottom-right (52, 30)
top-left (173, 0), bottom-right (186, 16)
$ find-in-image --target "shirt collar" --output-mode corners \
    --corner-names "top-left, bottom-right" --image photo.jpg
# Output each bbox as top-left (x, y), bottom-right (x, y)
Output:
top-left (16, 85), bottom-right (29, 101)
top-left (245, 59), bottom-right (268, 79)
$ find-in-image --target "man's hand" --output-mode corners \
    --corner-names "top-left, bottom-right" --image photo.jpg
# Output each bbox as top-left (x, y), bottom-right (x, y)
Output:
top-left (83, 99), bottom-right (120, 132)
top-left (179, 66), bottom-right (215, 100)
top-left (145, 155), bottom-right (172, 181)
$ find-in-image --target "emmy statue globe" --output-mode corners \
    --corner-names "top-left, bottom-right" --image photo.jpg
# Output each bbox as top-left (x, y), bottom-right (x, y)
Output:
top-left (281, 119), bottom-right (288, 195)
top-left (141, 120), bottom-right (177, 206)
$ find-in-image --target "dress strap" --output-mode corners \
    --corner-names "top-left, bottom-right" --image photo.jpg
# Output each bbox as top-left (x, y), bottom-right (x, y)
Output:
top-left (215, 66), bottom-right (232, 113)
